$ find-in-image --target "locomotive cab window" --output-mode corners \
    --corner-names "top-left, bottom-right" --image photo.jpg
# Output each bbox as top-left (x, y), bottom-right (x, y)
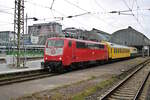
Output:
top-left (47, 40), bottom-right (64, 47)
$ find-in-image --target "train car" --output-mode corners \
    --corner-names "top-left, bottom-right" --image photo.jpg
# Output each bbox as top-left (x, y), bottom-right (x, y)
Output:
top-left (43, 37), bottom-right (108, 72)
top-left (102, 42), bottom-right (130, 59)
top-left (129, 47), bottom-right (138, 57)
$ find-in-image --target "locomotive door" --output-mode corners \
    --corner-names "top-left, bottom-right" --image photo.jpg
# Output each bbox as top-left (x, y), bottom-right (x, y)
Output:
top-left (68, 40), bottom-right (73, 64)
top-left (71, 41), bottom-right (76, 61)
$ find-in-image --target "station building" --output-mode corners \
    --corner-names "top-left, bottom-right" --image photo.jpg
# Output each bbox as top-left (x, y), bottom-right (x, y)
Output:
top-left (110, 26), bottom-right (150, 52)
top-left (0, 31), bottom-right (16, 46)
top-left (63, 27), bottom-right (111, 42)
top-left (28, 22), bottom-right (64, 45)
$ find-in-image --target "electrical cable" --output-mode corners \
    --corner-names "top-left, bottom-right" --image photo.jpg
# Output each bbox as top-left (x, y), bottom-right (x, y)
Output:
top-left (122, 0), bottom-right (145, 32)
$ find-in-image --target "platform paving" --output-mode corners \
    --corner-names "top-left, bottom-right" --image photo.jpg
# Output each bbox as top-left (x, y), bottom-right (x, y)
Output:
top-left (0, 59), bottom-right (43, 74)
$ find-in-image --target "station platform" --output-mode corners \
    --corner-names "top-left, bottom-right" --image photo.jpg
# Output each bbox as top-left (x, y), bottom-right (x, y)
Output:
top-left (0, 56), bottom-right (43, 60)
top-left (0, 59), bottom-right (43, 75)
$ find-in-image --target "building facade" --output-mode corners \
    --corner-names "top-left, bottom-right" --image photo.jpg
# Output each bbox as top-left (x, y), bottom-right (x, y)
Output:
top-left (63, 27), bottom-right (87, 40)
top-left (63, 27), bottom-right (111, 42)
top-left (0, 31), bottom-right (16, 46)
top-left (28, 22), bottom-right (62, 36)
top-left (28, 22), bottom-right (64, 45)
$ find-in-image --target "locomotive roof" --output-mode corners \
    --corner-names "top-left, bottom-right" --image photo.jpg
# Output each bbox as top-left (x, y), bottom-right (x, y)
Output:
top-left (47, 37), bottom-right (106, 45)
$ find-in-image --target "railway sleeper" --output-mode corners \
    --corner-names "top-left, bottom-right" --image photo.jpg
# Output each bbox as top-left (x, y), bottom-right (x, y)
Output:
top-left (113, 93), bottom-right (135, 97)
top-left (107, 98), bottom-right (120, 100)
top-left (110, 95), bottom-right (134, 100)
top-left (115, 90), bottom-right (135, 95)
top-left (118, 88), bottom-right (137, 91)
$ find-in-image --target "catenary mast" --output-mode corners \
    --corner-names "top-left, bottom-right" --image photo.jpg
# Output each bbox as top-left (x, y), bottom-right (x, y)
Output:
top-left (14, 0), bottom-right (24, 67)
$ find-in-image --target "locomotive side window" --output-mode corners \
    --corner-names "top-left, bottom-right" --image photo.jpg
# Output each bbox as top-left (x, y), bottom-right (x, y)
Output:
top-left (99, 44), bottom-right (104, 49)
top-left (87, 43), bottom-right (104, 49)
top-left (76, 42), bottom-right (86, 48)
top-left (68, 41), bottom-right (72, 47)
top-left (87, 43), bottom-right (94, 49)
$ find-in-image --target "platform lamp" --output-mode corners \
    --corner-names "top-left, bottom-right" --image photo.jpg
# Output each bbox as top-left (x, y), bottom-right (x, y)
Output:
top-left (22, 14), bottom-right (38, 67)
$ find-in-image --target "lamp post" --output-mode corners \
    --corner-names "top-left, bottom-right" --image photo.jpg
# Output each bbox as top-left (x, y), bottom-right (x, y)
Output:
top-left (22, 13), bottom-right (38, 67)
top-left (25, 14), bottom-right (38, 34)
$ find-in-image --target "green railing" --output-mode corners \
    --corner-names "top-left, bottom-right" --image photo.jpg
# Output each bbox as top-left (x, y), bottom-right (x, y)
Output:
top-left (6, 50), bottom-right (44, 57)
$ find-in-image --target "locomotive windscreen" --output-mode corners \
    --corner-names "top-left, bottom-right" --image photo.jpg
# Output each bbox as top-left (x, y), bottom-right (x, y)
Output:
top-left (47, 40), bottom-right (64, 47)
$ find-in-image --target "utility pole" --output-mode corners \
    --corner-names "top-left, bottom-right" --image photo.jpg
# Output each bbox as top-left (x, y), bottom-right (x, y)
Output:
top-left (14, 0), bottom-right (24, 67)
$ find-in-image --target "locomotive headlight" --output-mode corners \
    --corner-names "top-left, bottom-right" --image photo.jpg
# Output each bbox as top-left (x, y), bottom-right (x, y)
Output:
top-left (59, 57), bottom-right (62, 60)
top-left (45, 57), bottom-right (47, 60)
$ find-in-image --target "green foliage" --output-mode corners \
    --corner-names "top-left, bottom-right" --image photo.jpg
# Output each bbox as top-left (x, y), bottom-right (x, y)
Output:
top-left (72, 77), bottom-right (116, 100)
top-left (6, 50), bottom-right (44, 57)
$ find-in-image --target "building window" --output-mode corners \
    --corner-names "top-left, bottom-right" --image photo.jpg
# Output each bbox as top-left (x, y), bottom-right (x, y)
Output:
top-left (38, 26), bottom-right (41, 29)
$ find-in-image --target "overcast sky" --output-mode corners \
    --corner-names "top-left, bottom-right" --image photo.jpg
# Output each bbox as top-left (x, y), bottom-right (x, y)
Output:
top-left (0, 0), bottom-right (150, 38)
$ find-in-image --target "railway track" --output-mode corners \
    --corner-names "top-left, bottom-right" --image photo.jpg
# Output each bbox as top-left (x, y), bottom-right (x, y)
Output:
top-left (0, 70), bottom-right (55, 86)
top-left (99, 58), bottom-right (150, 100)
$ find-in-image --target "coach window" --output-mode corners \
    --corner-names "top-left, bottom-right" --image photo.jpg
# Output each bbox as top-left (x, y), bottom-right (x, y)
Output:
top-left (114, 48), bottom-right (115, 53)
top-left (68, 41), bottom-right (72, 47)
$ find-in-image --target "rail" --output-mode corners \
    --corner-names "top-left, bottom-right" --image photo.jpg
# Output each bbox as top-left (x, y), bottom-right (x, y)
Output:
top-left (100, 58), bottom-right (150, 100)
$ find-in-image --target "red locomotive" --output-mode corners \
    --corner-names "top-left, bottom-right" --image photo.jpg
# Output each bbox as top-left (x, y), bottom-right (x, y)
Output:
top-left (42, 37), bottom-right (108, 73)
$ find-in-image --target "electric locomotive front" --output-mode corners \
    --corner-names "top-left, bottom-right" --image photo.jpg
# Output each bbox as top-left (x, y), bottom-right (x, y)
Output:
top-left (43, 38), bottom-right (65, 72)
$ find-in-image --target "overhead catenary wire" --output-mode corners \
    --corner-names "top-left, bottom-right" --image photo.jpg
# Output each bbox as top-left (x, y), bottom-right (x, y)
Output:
top-left (134, 0), bottom-right (149, 36)
top-left (50, 0), bottom-right (55, 9)
top-left (27, 0), bottom-right (138, 29)
top-left (0, 4), bottom-right (14, 9)
top-left (0, 10), bottom-right (14, 15)
top-left (63, 0), bottom-right (88, 12)
top-left (131, 0), bottom-right (135, 9)
top-left (25, 0), bottom-right (66, 16)
top-left (25, 0), bottom-right (92, 29)
top-left (1, 0), bottom-right (150, 35)
top-left (122, 0), bottom-right (146, 33)
top-left (93, 0), bottom-right (127, 28)
top-left (63, 0), bottom-right (120, 28)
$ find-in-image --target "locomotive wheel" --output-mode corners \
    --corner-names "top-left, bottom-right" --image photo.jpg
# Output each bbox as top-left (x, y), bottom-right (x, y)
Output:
top-left (57, 66), bottom-right (64, 73)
